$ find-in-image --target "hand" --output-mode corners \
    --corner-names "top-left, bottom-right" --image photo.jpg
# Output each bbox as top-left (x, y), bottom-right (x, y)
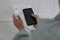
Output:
top-left (31, 14), bottom-right (40, 28)
top-left (12, 14), bottom-right (24, 30)
top-left (31, 14), bottom-right (40, 20)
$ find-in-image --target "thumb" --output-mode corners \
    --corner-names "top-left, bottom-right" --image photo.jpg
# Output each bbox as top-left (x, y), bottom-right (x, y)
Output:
top-left (31, 14), bottom-right (36, 18)
top-left (31, 14), bottom-right (40, 20)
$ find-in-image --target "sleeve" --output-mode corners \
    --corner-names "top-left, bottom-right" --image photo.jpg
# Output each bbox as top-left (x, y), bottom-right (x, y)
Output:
top-left (37, 18), bottom-right (53, 29)
top-left (36, 18), bottom-right (60, 40)
top-left (24, 26), bottom-right (36, 34)
top-left (24, 26), bottom-right (32, 34)
top-left (13, 28), bottom-right (30, 40)
top-left (54, 13), bottom-right (60, 20)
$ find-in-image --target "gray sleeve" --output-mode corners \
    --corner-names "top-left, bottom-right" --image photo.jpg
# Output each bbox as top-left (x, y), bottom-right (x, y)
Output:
top-left (13, 29), bottom-right (30, 40)
top-left (37, 19), bottom-right (60, 40)
top-left (54, 13), bottom-right (60, 20)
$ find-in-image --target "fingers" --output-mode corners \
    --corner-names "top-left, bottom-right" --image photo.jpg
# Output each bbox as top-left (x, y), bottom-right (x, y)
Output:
top-left (17, 15), bottom-right (23, 24)
top-left (31, 14), bottom-right (38, 18)
top-left (31, 14), bottom-right (36, 18)
top-left (13, 14), bottom-right (22, 21)
top-left (12, 14), bottom-right (24, 30)
top-left (31, 14), bottom-right (38, 19)
top-left (12, 14), bottom-right (18, 26)
top-left (13, 14), bottom-right (18, 22)
top-left (17, 15), bottom-right (22, 21)
top-left (31, 13), bottom-right (40, 20)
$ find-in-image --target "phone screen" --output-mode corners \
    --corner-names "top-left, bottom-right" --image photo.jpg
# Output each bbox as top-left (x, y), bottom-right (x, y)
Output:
top-left (23, 8), bottom-right (37, 26)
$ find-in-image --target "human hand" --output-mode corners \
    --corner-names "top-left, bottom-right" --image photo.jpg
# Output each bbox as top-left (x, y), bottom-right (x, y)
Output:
top-left (31, 14), bottom-right (40, 28)
top-left (31, 14), bottom-right (40, 20)
top-left (12, 14), bottom-right (24, 30)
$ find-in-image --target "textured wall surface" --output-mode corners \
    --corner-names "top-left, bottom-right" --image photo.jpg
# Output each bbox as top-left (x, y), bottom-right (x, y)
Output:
top-left (0, 0), bottom-right (59, 40)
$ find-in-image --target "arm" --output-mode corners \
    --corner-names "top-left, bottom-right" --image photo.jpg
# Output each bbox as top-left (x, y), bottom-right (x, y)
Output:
top-left (31, 13), bottom-right (60, 40)
top-left (36, 18), bottom-right (60, 40)
top-left (12, 14), bottom-right (34, 34)
top-left (13, 29), bottom-right (30, 40)
top-left (13, 14), bottom-right (30, 40)
top-left (12, 14), bottom-right (41, 40)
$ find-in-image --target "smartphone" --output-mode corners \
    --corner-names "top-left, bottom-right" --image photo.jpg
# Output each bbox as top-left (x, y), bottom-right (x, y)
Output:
top-left (23, 8), bottom-right (37, 26)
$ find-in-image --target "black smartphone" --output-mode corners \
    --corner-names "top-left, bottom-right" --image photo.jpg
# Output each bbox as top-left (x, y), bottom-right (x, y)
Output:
top-left (23, 8), bottom-right (37, 26)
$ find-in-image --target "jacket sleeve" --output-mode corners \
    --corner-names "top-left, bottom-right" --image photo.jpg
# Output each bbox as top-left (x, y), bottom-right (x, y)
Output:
top-left (36, 18), bottom-right (60, 40)
top-left (13, 29), bottom-right (31, 40)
